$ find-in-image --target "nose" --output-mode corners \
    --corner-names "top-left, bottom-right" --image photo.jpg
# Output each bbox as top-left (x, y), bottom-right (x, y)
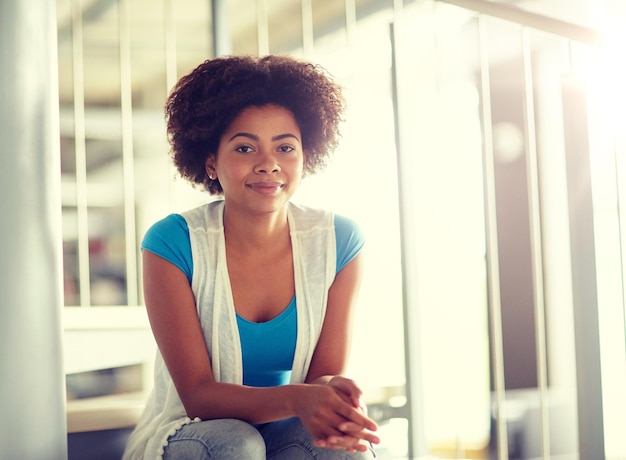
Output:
top-left (254, 150), bottom-right (281, 174)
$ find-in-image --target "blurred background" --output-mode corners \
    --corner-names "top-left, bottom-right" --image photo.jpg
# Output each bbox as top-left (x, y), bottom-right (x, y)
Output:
top-left (54, 0), bottom-right (626, 458)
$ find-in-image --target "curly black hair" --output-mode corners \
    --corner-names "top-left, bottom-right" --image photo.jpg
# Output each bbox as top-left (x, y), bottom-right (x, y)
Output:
top-left (165, 55), bottom-right (345, 195)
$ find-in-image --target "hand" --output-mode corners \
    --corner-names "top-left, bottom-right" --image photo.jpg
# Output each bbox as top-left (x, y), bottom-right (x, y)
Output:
top-left (297, 377), bottom-right (379, 452)
top-left (313, 416), bottom-right (379, 452)
top-left (321, 377), bottom-right (380, 452)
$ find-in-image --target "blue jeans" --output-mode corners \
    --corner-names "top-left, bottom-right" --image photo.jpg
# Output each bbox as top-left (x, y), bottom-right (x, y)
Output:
top-left (162, 417), bottom-right (376, 459)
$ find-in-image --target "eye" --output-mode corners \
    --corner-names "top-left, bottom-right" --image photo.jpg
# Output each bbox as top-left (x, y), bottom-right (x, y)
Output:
top-left (278, 144), bottom-right (295, 153)
top-left (236, 145), bottom-right (254, 154)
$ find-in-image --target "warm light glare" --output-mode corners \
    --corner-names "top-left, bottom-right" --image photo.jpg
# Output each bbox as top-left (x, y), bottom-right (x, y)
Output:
top-left (582, 14), bottom-right (626, 460)
top-left (584, 19), bottom-right (626, 135)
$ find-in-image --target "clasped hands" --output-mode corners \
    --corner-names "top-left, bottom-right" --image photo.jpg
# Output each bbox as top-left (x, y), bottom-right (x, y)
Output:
top-left (300, 376), bottom-right (380, 453)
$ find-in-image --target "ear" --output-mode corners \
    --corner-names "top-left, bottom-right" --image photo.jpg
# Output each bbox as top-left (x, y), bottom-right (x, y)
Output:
top-left (205, 155), bottom-right (217, 179)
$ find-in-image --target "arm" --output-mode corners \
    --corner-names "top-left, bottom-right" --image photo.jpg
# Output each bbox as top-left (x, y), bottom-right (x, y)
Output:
top-left (143, 250), bottom-right (375, 431)
top-left (307, 251), bottom-right (364, 384)
top-left (143, 250), bottom-right (301, 423)
top-left (303, 252), bottom-right (380, 450)
top-left (143, 249), bottom-right (378, 449)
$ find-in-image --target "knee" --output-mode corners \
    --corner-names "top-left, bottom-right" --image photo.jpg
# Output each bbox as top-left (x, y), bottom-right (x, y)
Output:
top-left (226, 419), bottom-right (266, 457)
top-left (164, 419), bottom-right (266, 460)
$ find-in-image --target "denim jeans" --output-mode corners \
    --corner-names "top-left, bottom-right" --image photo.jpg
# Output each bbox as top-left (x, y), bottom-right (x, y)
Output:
top-left (162, 417), bottom-right (376, 459)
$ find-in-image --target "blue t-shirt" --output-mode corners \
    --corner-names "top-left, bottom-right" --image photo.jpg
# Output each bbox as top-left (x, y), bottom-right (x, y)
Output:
top-left (142, 210), bottom-right (364, 387)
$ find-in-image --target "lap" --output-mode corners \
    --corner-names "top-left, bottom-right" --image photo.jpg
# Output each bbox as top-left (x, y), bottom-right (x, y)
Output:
top-left (162, 417), bottom-right (375, 460)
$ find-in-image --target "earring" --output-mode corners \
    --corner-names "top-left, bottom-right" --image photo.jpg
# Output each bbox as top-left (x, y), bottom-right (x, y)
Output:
top-left (208, 173), bottom-right (214, 180)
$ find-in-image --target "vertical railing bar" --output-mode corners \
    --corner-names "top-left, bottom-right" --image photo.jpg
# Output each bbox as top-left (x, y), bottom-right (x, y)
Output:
top-left (301, 0), bottom-right (314, 58)
top-left (344, 0), bottom-right (356, 48)
top-left (118, 0), bottom-right (139, 306)
top-left (562, 42), bottom-right (605, 459)
top-left (389, 20), bottom-right (426, 459)
top-left (521, 26), bottom-right (551, 460)
top-left (256, 0), bottom-right (269, 56)
top-left (211, 0), bottom-right (231, 57)
top-left (164, 0), bottom-right (177, 93)
top-left (163, 0), bottom-right (178, 218)
top-left (477, 15), bottom-right (509, 460)
top-left (432, 6), bottom-right (461, 454)
top-left (393, 0), bottom-right (403, 17)
top-left (71, 0), bottom-right (92, 307)
top-left (343, 0), bottom-right (357, 90)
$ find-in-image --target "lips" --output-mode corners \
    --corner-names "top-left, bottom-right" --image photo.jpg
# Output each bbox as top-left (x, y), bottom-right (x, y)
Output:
top-left (247, 181), bottom-right (284, 195)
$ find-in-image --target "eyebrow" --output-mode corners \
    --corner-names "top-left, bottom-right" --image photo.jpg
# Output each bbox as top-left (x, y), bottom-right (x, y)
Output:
top-left (228, 132), bottom-right (301, 143)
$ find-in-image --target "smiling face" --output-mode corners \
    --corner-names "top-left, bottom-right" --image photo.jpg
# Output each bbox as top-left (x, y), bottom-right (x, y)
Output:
top-left (206, 104), bottom-right (305, 217)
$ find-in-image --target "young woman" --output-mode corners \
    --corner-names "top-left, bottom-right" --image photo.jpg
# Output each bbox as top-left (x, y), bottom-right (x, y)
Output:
top-left (123, 55), bottom-right (379, 459)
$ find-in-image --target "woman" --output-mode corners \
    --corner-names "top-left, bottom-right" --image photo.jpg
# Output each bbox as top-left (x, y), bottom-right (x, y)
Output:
top-left (123, 55), bottom-right (379, 459)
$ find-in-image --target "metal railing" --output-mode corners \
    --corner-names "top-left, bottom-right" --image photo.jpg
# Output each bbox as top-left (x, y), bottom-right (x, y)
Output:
top-left (393, 1), bottom-right (613, 458)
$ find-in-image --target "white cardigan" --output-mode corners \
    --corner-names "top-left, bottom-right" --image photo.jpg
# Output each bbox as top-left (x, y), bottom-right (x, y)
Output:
top-left (123, 200), bottom-right (336, 459)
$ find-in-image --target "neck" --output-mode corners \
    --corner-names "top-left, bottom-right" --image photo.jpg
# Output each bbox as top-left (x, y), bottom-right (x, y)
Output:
top-left (223, 203), bottom-right (290, 251)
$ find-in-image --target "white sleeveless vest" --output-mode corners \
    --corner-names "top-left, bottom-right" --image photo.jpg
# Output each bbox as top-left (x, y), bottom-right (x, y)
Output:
top-left (123, 200), bottom-right (336, 459)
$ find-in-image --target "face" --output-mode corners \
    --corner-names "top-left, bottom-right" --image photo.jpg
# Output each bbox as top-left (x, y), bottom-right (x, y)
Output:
top-left (206, 104), bottom-right (304, 216)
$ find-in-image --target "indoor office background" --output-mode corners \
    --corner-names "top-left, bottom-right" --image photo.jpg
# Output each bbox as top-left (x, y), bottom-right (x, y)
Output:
top-left (1, 0), bottom-right (625, 459)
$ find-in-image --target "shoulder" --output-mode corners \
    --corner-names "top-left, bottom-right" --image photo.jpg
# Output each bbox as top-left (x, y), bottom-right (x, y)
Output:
top-left (333, 213), bottom-right (362, 238)
top-left (143, 213), bottom-right (188, 244)
top-left (333, 213), bottom-right (364, 272)
top-left (288, 203), bottom-right (364, 272)
top-left (287, 202), bottom-right (363, 243)
top-left (181, 200), bottom-right (224, 231)
top-left (142, 214), bottom-right (193, 281)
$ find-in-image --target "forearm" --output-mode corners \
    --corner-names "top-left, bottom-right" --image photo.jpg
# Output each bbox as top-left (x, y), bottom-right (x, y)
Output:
top-left (181, 381), bottom-right (309, 424)
top-left (181, 377), bottom-right (379, 450)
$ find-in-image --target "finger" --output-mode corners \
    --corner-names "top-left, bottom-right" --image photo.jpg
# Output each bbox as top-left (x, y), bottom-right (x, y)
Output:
top-left (314, 438), bottom-right (352, 450)
top-left (338, 404), bottom-right (378, 432)
top-left (316, 436), bottom-right (355, 450)
top-left (315, 412), bottom-right (355, 440)
top-left (325, 435), bottom-right (371, 452)
top-left (329, 377), bottom-right (362, 406)
top-left (338, 420), bottom-right (367, 434)
top-left (337, 424), bottom-right (380, 445)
